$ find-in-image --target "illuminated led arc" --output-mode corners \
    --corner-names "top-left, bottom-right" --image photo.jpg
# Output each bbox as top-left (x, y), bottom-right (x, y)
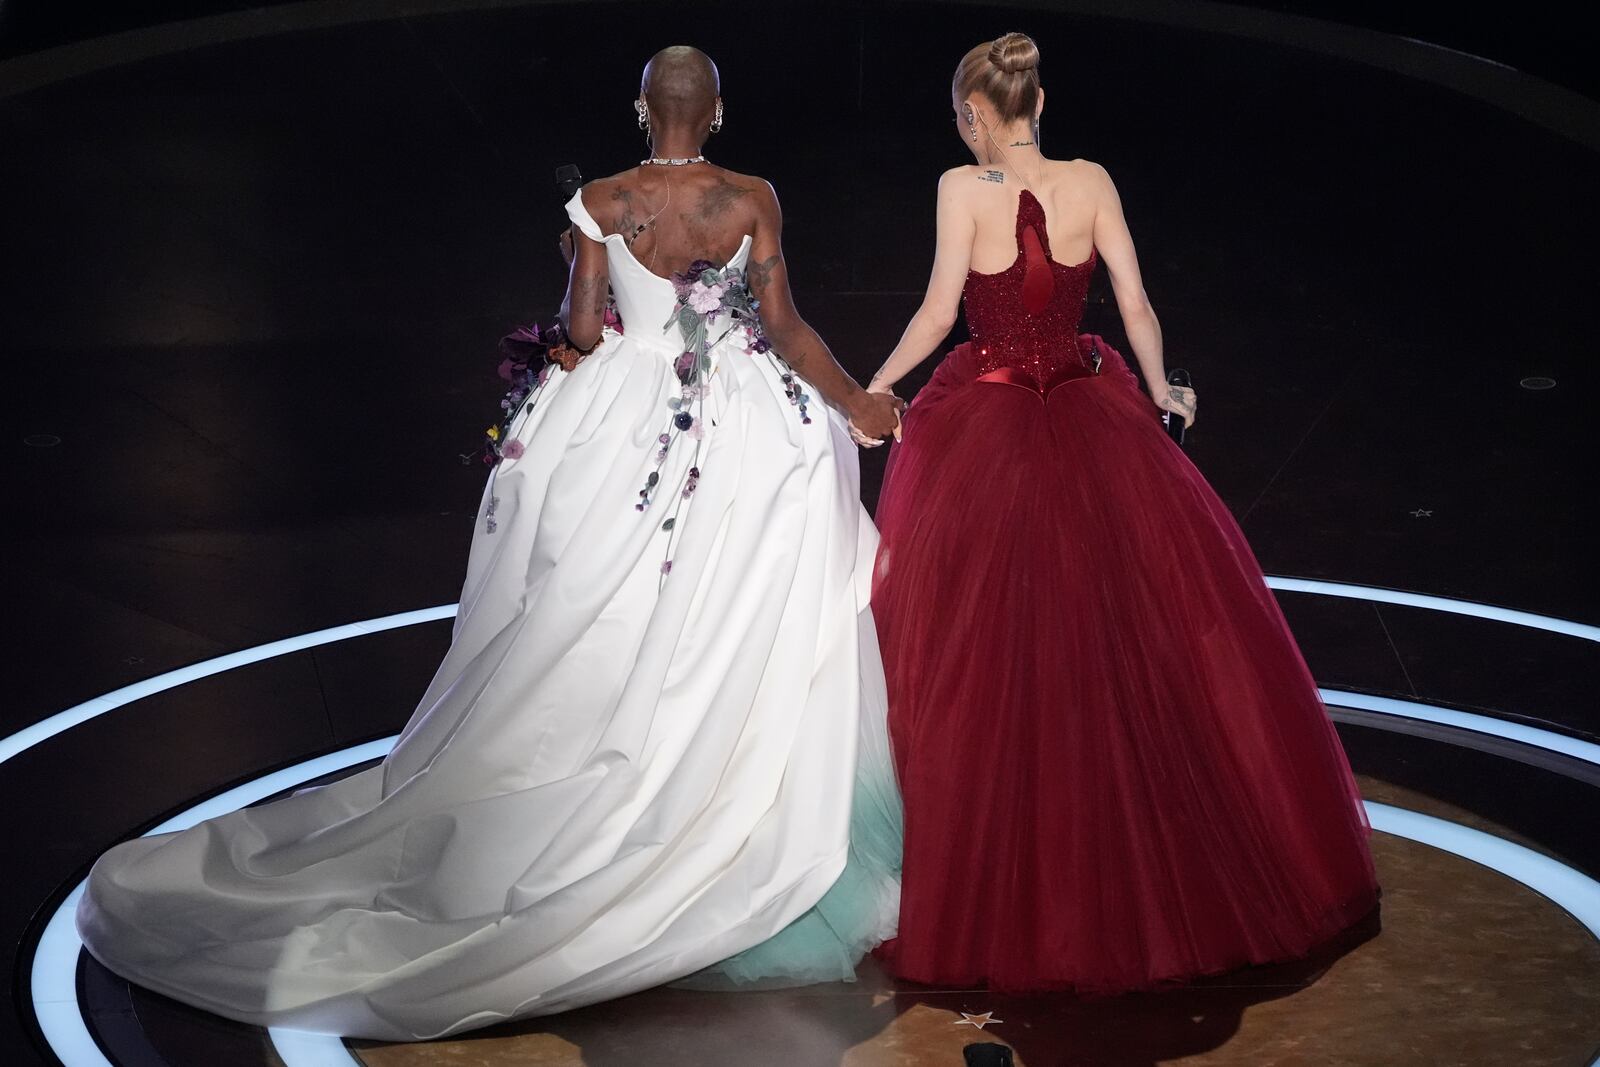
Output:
top-left (30, 739), bottom-right (394, 1067)
top-left (1366, 802), bottom-right (1600, 942)
top-left (6, 579), bottom-right (1594, 772)
top-left (0, 605), bottom-right (456, 765)
top-left (1264, 576), bottom-right (1600, 643)
top-left (28, 742), bottom-right (1600, 1067)
top-left (1320, 689), bottom-right (1600, 768)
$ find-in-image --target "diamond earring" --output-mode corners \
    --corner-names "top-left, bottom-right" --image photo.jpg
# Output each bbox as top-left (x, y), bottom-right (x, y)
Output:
top-left (709, 100), bottom-right (723, 134)
top-left (635, 100), bottom-right (648, 129)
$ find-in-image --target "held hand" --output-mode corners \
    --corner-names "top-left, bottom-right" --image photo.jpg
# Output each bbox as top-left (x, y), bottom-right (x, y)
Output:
top-left (1155, 382), bottom-right (1197, 428)
top-left (847, 390), bottom-right (905, 448)
top-left (858, 378), bottom-right (905, 445)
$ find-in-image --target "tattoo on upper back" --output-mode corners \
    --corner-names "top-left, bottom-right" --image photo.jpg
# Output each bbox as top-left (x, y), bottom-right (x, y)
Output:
top-left (609, 186), bottom-right (640, 241)
top-left (696, 176), bottom-right (752, 222)
top-left (979, 169), bottom-right (1005, 184)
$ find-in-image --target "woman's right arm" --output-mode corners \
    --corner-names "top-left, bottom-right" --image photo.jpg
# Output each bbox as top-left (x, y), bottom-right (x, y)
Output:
top-left (867, 168), bottom-right (976, 394)
top-left (560, 185), bottom-right (611, 353)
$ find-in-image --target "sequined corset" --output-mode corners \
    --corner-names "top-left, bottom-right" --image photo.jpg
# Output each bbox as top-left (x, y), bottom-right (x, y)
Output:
top-left (963, 189), bottom-right (1097, 388)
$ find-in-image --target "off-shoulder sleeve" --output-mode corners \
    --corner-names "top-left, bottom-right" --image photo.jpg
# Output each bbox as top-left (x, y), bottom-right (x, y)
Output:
top-left (564, 188), bottom-right (606, 242)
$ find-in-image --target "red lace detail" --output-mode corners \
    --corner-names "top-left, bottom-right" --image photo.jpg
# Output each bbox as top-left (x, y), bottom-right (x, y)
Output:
top-left (965, 189), bottom-right (1097, 389)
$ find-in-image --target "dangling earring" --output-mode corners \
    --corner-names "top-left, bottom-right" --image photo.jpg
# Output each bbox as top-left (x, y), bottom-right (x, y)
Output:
top-left (635, 99), bottom-right (649, 129)
top-left (965, 106), bottom-right (977, 142)
top-left (709, 100), bottom-right (723, 134)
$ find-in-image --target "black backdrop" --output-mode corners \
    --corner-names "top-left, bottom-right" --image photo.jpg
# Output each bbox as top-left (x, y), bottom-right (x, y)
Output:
top-left (1, 0), bottom-right (1596, 102)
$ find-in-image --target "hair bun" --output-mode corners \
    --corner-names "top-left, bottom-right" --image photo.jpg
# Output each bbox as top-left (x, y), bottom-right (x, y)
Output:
top-left (988, 32), bottom-right (1040, 74)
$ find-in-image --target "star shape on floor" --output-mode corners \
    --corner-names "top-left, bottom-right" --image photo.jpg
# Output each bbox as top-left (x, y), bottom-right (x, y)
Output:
top-left (955, 1011), bottom-right (1003, 1029)
top-left (1409, 508), bottom-right (1433, 517)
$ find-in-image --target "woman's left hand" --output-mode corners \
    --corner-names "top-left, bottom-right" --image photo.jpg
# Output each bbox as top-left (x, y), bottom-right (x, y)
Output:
top-left (1155, 382), bottom-right (1197, 427)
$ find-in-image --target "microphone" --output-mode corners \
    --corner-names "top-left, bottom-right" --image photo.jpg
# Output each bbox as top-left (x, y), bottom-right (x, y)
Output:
top-left (1163, 367), bottom-right (1191, 447)
top-left (555, 164), bottom-right (582, 201)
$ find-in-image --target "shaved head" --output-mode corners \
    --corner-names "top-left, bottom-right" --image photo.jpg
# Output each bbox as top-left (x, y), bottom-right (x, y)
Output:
top-left (641, 46), bottom-right (720, 126)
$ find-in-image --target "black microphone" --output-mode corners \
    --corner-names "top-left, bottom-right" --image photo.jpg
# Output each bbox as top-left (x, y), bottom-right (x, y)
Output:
top-left (1164, 367), bottom-right (1192, 446)
top-left (555, 164), bottom-right (582, 201)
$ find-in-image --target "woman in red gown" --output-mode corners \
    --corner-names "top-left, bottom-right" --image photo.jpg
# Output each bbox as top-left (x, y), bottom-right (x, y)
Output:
top-left (856, 32), bottom-right (1380, 994)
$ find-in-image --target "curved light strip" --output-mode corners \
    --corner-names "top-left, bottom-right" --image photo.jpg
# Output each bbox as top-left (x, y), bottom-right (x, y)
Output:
top-left (30, 738), bottom-right (395, 1067)
top-left (0, 605), bottom-right (455, 765)
top-left (1366, 802), bottom-right (1600, 941)
top-left (28, 746), bottom-right (1600, 1067)
top-left (1320, 689), bottom-right (1600, 768)
top-left (1265, 576), bottom-right (1600, 643)
top-left (5, 579), bottom-right (1593, 772)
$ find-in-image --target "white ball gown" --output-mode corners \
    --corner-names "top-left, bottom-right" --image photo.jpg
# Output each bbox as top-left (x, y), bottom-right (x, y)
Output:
top-left (75, 190), bottom-right (902, 1042)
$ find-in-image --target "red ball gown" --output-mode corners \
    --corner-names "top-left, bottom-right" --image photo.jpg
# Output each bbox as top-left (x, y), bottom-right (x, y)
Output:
top-left (872, 189), bottom-right (1379, 993)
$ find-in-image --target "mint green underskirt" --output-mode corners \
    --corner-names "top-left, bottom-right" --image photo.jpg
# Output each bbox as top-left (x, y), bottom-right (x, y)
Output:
top-left (676, 616), bottom-right (903, 988)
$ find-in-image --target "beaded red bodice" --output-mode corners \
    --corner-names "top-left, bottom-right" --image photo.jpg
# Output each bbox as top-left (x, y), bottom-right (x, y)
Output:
top-left (963, 189), bottom-right (1098, 388)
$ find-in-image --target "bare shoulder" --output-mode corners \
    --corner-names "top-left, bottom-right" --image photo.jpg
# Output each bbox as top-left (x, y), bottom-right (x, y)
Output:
top-left (716, 168), bottom-right (780, 221)
top-left (717, 167), bottom-right (777, 202)
top-left (938, 164), bottom-right (994, 200)
top-left (578, 173), bottom-right (636, 225)
top-left (942, 164), bottom-right (991, 184)
top-left (1066, 158), bottom-right (1115, 190)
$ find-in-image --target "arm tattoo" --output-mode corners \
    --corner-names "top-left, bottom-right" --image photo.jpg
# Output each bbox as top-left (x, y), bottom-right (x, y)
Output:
top-left (696, 176), bottom-right (752, 222)
top-left (979, 169), bottom-right (1005, 183)
top-left (571, 274), bottom-right (604, 315)
top-left (746, 253), bottom-right (780, 295)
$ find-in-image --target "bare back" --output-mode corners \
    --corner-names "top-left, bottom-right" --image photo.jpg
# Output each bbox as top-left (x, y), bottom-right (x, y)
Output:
top-left (581, 165), bottom-right (768, 280)
top-left (965, 158), bottom-right (1100, 273)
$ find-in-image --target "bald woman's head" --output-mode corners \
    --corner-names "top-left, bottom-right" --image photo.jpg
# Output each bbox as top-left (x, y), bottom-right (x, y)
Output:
top-left (641, 46), bottom-right (720, 127)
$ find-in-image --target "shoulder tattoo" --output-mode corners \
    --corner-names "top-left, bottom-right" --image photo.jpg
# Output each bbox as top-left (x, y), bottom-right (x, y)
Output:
top-left (608, 185), bottom-right (638, 236)
top-left (696, 176), bottom-right (752, 222)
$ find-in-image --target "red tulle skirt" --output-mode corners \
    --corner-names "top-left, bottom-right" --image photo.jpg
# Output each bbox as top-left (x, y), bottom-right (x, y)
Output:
top-left (872, 337), bottom-right (1379, 993)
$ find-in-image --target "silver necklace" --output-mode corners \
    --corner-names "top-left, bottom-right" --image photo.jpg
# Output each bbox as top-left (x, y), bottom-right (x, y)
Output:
top-left (640, 155), bottom-right (707, 166)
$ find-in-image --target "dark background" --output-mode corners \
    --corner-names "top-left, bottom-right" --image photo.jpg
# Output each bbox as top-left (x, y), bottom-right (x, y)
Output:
top-left (3, 0), bottom-right (1597, 101)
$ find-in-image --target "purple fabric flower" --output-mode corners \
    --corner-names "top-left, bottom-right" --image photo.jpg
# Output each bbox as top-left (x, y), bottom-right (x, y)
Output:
top-left (501, 439), bottom-right (525, 460)
top-left (688, 281), bottom-right (726, 314)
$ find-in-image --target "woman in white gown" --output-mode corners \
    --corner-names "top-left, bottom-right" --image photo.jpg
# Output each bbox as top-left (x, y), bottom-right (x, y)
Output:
top-left (76, 46), bottom-right (905, 1042)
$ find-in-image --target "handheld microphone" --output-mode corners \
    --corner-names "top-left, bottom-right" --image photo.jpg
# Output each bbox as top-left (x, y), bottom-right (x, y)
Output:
top-left (1164, 367), bottom-right (1191, 447)
top-left (555, 164), bottom-right (582, 201)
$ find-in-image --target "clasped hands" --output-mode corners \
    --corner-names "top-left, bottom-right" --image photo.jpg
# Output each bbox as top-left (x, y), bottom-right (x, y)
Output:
top-left (847, 382), bottom-right (903, 449)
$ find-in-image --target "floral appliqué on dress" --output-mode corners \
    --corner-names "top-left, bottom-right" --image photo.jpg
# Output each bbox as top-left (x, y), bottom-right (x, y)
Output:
top-left (472, 300), bottom-right (624, 533)
top-left (644, 261), bottom-right (811, 582)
